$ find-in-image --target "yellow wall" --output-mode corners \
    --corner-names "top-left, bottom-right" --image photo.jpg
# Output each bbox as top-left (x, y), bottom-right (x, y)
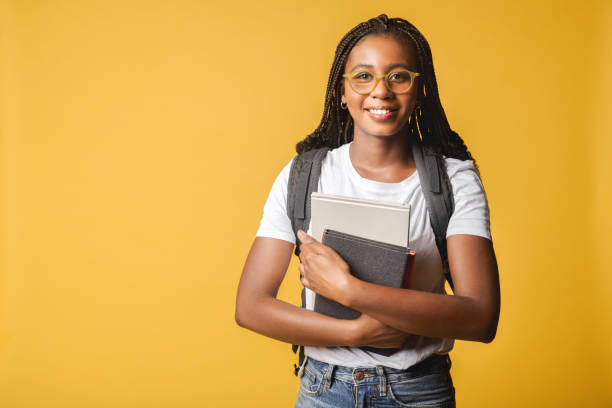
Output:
top-left (1, 1), bottom-right (610, 406)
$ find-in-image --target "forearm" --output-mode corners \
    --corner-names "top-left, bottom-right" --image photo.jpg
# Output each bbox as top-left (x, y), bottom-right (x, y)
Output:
top-left (296, 232), bottom-right (499, 343)
top-left (342, 278), bottom-right (497, 342)
top-left (235, 294), bottom-right (355, 347)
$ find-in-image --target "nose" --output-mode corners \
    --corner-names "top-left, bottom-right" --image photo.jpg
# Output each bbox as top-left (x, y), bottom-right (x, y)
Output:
top-left (370, 76), bottom-right (393, 99)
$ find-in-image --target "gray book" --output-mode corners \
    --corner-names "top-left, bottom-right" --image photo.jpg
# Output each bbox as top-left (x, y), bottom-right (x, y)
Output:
top-left (316, 228), bottom-right (415, 357)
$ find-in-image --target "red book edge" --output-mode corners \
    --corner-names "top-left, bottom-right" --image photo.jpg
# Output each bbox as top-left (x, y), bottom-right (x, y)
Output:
top-left (402, 250), bottom-right (416, 289)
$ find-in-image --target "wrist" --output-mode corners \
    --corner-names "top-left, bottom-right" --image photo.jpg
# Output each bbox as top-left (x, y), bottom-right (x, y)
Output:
top-left (345, 317), bottom-right (362, 347)
top-left (337, 273), bottom-right (360, 308)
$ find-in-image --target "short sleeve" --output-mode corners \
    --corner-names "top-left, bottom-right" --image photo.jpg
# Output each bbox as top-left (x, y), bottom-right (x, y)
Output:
top-left (254, 157), bottom-right (297, 244)
top-left (445, 158), bottom-right (492, 240)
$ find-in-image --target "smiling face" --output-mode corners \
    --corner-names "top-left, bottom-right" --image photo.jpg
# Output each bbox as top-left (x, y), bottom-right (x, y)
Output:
top-left (342, 34), bottom-right (419, 141)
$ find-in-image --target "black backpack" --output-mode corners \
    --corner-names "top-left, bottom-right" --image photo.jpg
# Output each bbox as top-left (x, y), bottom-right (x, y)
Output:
top-left (286, 141), bottom-right (455, 376)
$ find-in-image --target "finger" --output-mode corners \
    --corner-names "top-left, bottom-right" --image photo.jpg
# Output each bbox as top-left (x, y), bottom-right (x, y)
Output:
top-left (300, 274), bottom-right (310, 289)
top-left (298, 243), bottom-right (312, 258)
top-left (301, 242), bottom-right (325, 257)
top-left (297, 230), bottom-right (326, 252)
top-left (298, 246), bottom-right (311, 263)
top-left (299, 264), bottom-right (312, 289)
top-left (299, 253), bottom-right (313, 266)
top-left (297, 229), bottom-right (317, 244)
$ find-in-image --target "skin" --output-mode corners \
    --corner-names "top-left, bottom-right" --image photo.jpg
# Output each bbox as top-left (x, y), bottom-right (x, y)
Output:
top-left (235, 34), bottom-right (500, 349)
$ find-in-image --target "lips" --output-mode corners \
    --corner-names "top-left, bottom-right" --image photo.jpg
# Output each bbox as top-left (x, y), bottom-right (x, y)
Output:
top-left (365, 106), bottom-right (399, 120)
top-left (365, 107), bottom-right (399, 114)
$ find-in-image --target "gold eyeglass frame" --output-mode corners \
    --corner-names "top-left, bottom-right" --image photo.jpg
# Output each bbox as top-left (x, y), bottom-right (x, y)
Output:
top-left (342, 68), bottom-right (421, 95)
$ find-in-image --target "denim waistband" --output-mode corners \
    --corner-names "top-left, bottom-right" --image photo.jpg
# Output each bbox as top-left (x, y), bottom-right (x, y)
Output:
top-left (300, 353), bottom-right (451, 386)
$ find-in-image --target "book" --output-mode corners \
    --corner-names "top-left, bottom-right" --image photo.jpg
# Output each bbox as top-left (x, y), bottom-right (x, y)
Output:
top-left (315, 229), bottom-right (415, 356)
top-left (310, 192), bottom-right (411, 247)
top-left (316, 229), bottom-right (415, 319)
top-left (308, 192), bottom-right (416, 357)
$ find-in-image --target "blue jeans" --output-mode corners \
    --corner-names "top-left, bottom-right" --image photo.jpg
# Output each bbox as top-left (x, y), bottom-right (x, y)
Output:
top-left (294, 354), bottom-right (455, 408)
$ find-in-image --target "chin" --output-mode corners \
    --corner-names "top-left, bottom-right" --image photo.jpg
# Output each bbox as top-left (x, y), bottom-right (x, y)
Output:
top-left (359, 126), bottom-right (406, 139)
top-left (354, 116), bottom-right (409, 138)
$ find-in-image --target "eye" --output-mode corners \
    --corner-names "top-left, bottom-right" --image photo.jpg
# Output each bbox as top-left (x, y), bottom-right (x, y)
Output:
top-left (388, 71), bottom-right (410, 82)
top-left (352, 71), bottom-right (374, 82)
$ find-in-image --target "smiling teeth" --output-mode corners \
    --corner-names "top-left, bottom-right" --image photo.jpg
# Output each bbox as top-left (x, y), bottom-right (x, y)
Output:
top-left (370, 109), bottom-right (391, 114)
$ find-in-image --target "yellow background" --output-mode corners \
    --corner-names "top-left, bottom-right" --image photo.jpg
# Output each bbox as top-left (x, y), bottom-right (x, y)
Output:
top-left (1, 1), bottom-right (611, 406)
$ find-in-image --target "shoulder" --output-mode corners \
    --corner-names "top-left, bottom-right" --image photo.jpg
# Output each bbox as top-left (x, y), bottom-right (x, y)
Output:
top-left (263, 156), bottom-right (295, 210)
top-left (279, 156), bottom-right (295, 179)
top-left (443, 157), bottom-right (485, 193)
top-left (254, 156), bottom-right (297, 244)
top-left (276, 144), bottom-right (341, 195)
top-left (443, 157), bottom-right (491, 240)
top-left (444, 156), bottom-right (478, 176)
top-left (263, 156), bottom-right (295, 198)
top-left (291, 144), bottom-right (347, 175)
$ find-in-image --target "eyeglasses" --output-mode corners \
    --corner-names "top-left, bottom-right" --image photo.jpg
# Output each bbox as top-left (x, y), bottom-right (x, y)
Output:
top-left (342, 68), bottom-right (421, 95)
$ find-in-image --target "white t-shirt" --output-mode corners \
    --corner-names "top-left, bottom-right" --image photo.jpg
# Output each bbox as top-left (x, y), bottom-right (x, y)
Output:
top-left (255, 141), bottom-right (491, 369)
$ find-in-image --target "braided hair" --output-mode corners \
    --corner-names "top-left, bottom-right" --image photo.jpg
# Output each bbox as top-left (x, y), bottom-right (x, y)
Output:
top-left (295, 14), bottom-right (476, 166)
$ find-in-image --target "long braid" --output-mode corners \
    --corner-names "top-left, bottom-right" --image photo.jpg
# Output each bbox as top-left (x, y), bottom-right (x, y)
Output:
top-left (296, 14), bottom-right (477, 170)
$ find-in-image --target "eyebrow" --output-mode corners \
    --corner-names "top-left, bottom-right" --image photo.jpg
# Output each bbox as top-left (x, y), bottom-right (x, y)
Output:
top-left (348, 63), bottom-right (413, 72)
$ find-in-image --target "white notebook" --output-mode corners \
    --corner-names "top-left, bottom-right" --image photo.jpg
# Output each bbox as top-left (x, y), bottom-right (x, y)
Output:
top-left (310, 192), bottom-right (411, 248)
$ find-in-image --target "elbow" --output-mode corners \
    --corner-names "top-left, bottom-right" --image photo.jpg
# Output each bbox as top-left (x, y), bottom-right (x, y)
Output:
top-left (475, 312), bottom-right (499, 343)
top-left (235, 297), bottom-right (251, 328)
top-left (478, 326), bottom-right (497, 343)
top-left (235, 294), bottom-right (263, 330)
top-left (467, 298), bottom-right (499, 343)
top-left (235, 306), bottom-right (245, 328)
top-left (467, 324), bottom-right (496, 344)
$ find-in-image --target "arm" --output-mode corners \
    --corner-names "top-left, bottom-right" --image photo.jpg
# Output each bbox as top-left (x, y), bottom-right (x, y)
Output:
top-left (345, 234), bottom-right (500, 342)
top-left (298, 231), bottom-right (500, 343)
top-left (235, 236), bottom-right (353, 346)
top-left (235, 236), bottom-right (411, 348)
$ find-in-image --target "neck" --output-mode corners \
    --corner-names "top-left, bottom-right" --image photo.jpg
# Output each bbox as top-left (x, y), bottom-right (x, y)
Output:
top-left (349, 131), bottom-right (412, 169)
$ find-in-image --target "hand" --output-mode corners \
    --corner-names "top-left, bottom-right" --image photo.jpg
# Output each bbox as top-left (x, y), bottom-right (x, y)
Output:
top-left (350, 313), bottom-right (412, 349)
top-left (297, 229), bottom-right (352, 304)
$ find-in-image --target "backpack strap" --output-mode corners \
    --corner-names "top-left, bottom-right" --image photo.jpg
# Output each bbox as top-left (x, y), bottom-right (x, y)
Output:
top-left (287, 147), bottom-right (330, 257)
top-left (286, 146), bottom-right (330, 376)
top-left (411, 142), bottom-right (456, 290)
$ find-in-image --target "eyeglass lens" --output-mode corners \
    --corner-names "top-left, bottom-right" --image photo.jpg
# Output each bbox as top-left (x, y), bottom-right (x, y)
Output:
top-left (349, 70), bottom-right (414, 94)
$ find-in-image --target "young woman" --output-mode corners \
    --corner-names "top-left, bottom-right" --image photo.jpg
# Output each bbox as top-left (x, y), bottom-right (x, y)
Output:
top-left (236, 14), bottom-right (500, 408)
